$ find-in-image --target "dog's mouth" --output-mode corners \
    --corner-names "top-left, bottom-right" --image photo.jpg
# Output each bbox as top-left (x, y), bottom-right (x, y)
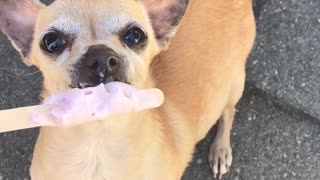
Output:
top-left (69, 60), bottom-right (130, 89)
top-left (70, 79), bottom-right (130, 89)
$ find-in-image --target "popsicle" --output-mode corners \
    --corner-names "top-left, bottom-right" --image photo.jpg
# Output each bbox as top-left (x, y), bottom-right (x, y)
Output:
top-left (0, 82), bottom-right (164, 133)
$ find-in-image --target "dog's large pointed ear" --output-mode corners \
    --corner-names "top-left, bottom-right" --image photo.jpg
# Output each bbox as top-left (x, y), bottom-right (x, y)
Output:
top-left (144, 0), bottom-right (190, 49)
top-left (0, 0), bottom-right (45, 65)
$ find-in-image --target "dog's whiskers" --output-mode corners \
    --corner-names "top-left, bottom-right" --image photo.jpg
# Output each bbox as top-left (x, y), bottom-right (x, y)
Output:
top-left (18, 70), bottom-right (41, 76)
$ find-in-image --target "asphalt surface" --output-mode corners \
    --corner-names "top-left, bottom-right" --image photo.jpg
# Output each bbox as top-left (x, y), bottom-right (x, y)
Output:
top-left (1, 0), bottom-right (320, 180)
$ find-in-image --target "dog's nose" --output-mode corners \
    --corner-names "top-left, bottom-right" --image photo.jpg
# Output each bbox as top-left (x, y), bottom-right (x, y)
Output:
top-left (85, 55), bottom-right (120, 77)
top-left (77, 45), bottom-right (127, 88)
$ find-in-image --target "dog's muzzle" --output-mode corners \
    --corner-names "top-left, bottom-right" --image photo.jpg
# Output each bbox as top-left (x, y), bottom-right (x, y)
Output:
top-left (75, 45), bottom-right (127, 88)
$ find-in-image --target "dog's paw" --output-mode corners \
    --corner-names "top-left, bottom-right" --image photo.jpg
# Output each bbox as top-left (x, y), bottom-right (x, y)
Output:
top-left (208, 142), bottom-right (232, 179)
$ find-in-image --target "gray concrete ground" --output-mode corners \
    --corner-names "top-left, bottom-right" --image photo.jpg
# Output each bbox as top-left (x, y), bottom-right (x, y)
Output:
top-left (1, 0), bottom-right (320, 180)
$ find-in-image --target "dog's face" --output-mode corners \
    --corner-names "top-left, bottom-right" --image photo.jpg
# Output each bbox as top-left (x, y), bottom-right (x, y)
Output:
top-left (0, 0), bottom-right (189, 93)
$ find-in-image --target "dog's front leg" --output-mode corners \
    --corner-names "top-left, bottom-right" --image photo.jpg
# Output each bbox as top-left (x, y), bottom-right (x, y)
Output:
top-left (209, 106), bottom-right (235, 179)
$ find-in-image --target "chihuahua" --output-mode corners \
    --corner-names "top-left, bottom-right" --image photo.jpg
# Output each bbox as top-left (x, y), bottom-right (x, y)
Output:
top-left (0, 0), bottom-right (255, 179)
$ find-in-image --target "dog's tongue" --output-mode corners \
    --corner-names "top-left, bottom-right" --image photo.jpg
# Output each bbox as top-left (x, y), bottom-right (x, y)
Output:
top-left (31, 82), bottom-right (164, 126)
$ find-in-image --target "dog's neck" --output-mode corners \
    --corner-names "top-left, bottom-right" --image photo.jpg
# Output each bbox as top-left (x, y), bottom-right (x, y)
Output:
top-left (36, 106), bottom-right (185, 179)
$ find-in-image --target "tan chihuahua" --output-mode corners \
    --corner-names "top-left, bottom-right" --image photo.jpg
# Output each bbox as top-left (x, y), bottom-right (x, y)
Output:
top-left (0, 0), bottom-right (255, 179)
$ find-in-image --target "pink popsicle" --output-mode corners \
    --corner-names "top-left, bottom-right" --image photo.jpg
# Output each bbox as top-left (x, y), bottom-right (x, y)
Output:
top-left (31, 82), bottom-right (164, 126)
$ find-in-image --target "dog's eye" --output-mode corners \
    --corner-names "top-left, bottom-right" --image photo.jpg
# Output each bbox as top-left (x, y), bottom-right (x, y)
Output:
top-left (41, 31), bottom-right (66, 53)
top-left (123, 27), bottom-right (146, 47)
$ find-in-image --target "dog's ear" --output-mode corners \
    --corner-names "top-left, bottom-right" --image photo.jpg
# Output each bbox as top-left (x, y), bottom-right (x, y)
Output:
top-left (0, 0), bottom-right (45, 65)
top-left (144, 0), bottom-right (190, 48)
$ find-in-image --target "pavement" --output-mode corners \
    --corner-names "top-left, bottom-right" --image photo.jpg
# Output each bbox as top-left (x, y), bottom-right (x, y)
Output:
top-left (0, 0), bottom-right (320, 180)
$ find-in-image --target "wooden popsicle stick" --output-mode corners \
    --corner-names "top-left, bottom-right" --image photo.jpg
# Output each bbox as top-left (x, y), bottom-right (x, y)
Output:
top-left (0, 105), bottom-right (40, 133)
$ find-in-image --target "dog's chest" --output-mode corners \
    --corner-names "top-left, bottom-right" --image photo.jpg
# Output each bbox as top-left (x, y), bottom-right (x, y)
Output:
top-left (32, 128), bottom-right (147, 180)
